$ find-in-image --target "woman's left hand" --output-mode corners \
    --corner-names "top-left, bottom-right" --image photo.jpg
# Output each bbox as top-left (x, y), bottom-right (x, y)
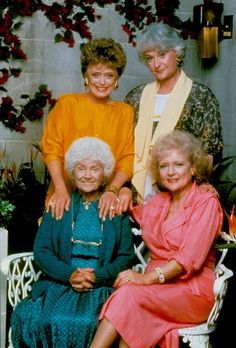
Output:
top-left (115, 187), bottom-right (133, 215)
top-left (113, 269), bottom-right (149, 288)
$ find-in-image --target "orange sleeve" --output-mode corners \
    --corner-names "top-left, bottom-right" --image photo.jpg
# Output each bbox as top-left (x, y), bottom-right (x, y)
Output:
top-left (41, 96), bottom-right (68, 165)
top-left (111, 103), bottom-right (134, 180)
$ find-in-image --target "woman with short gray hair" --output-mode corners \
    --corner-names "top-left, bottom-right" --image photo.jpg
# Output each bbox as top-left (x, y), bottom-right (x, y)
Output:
top-left (137, 21), bottom-right (186, 66)
top-left (125, 22), bottom-right (223, 204)
top-left (65, 136), bottom-right (115, 181)
top-left (11, 137), bottom-right (135, 348)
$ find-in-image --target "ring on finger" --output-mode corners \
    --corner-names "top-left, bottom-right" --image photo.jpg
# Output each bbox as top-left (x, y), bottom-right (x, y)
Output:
top-left (110, 206), bottom-right (115, 210)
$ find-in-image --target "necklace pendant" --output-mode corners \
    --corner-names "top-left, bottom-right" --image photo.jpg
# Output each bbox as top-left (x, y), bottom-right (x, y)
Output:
top-left (83, 200), bottom-right (90, 210)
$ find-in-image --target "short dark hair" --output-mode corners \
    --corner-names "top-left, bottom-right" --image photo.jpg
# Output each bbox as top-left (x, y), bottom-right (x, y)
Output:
top-left (80, 38), bottom-right (126, 77)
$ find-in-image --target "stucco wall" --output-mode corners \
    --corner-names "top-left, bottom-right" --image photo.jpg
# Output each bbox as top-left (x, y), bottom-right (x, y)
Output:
top-left (0, 0), bottom-right (235, 181)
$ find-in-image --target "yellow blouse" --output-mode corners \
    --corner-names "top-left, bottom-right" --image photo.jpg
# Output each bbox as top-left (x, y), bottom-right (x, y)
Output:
top-left (42, 93), bottom-right (134, 195)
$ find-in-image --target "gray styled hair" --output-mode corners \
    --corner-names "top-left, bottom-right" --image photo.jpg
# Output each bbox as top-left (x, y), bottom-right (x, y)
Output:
top-left (65, 137), bottom-right (115, 179)
top-left (137, 22), bottom-right (186, 65)
top-left (148, 130), bottom-right (210, 190)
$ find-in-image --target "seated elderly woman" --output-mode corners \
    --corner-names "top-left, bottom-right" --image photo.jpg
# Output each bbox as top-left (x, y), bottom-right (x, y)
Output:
top-left (10, 137), bottom-right (135, 348)
top-left (90, 130), bottom-right (223, 348)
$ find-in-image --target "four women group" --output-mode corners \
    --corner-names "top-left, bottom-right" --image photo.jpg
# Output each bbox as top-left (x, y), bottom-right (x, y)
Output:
top-left (11, 22), bottom-right (224, 348)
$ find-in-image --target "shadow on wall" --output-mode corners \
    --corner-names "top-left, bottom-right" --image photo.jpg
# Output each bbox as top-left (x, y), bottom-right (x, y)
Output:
top-left (210, 156), bottom-right (236, 346)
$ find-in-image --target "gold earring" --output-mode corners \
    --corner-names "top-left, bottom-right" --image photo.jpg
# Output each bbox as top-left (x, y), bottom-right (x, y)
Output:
top-left (176, 57), bottom-right (182, 67)
top-left (84, 77), bottom-right (88, 87)
top-left (114, 80), bottom-right (119, 89)
top-left (191, 168), bottom-right (195, 176)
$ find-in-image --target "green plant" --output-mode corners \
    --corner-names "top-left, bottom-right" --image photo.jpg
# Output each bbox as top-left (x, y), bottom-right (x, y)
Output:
top-left (0, 145), bottom-right (49, 251)
top-left (0, 198), bottom-right (15, 228)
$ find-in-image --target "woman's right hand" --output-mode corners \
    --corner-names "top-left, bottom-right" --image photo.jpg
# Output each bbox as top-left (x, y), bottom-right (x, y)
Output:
top-left (46, 186), bottom-right (71, 220)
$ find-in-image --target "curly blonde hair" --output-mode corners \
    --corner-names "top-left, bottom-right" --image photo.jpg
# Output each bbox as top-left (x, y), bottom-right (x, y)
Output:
top-left (148, 130), bottom-right (210, 190)
top-left (80, 38), bottom-right (126, 77)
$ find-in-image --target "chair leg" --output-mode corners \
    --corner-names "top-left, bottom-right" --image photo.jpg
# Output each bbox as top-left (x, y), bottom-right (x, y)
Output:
top-left (8, 327), bottom-right (13, 348)
top-left (181, 334), bottom-right (210, 348)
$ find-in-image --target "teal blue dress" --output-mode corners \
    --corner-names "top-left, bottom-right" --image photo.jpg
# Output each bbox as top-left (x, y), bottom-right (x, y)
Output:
top-left (11, 200), bottom-right (114, 348)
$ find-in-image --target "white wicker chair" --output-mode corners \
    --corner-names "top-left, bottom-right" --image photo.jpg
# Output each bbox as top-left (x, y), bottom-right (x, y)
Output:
top-left (132, 227), bottom-right (234, 348)
top-left (0, 228), bottom-right (8, 348)
top-left (0, 228), bottom-right (234, 348)
top-left (0, 251), bottom-right (41, 347)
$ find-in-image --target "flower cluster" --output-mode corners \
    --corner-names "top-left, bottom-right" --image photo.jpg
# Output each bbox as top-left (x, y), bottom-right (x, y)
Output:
top-left (39, 1), bottom-right (99, 48)
top-left (114, 0), bottom-right (157, 44)
top-left (0, 85), bottom-right (56, 133)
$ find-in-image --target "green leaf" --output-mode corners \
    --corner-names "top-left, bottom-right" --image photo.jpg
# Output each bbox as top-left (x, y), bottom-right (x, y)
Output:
top-left (13, 21), bottom-right (23, 30)
top-left (215, 243), bottom-right (236, 249)
top-left (54, 34), bottom-right (64, 43)
top-left (21, 94), bottom-right (30, 99)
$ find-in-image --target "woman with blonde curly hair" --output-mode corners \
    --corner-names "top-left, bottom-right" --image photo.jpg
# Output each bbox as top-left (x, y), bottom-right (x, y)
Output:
top-left (90, 130), bottom-right (223, 348)
top-left (42, 38), bottom-right (134, 221)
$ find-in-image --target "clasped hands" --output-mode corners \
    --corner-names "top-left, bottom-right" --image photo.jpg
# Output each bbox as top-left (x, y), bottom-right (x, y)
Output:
top-left (69, 268), bottom-right (96, 292)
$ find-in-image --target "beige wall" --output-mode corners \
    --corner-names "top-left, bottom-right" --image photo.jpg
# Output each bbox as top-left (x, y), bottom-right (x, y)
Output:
top-left (0, 0), bottom-right (235, 181)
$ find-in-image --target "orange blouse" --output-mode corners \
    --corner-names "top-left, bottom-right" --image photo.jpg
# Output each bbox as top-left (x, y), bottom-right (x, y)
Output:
top-left (42, 93), bottom-right (134, 195)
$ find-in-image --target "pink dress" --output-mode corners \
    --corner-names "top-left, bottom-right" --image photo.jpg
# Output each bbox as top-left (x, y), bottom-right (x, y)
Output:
top-left (99, 183), bottom-right (223, 348)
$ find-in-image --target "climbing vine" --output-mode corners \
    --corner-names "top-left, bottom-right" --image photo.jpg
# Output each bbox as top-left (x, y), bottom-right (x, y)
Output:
top-left (0, 0), bottom-right (195, 132)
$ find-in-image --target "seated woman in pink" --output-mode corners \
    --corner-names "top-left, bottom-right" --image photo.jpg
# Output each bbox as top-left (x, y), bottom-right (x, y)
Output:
top-left (90, 130), bottom-right (223, 348)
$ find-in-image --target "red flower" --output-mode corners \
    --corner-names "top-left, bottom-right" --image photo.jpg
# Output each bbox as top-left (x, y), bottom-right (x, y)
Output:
top-left (63, 30), bottom-right (75, 48)
top-left (10, 68), bottom-right (22, 78)
top-left (1, 96), bottom-right (13, 106)
top-left (226, 206), bottom-right (236, 239)
top-left (0, 69), bottom-right (9, 85)
top-left (11, 46), bottom-right (27, 60)
top-left (14, 123), bottom-right (26, 133)
top-left (122, 24), bottom-right (132, 36)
